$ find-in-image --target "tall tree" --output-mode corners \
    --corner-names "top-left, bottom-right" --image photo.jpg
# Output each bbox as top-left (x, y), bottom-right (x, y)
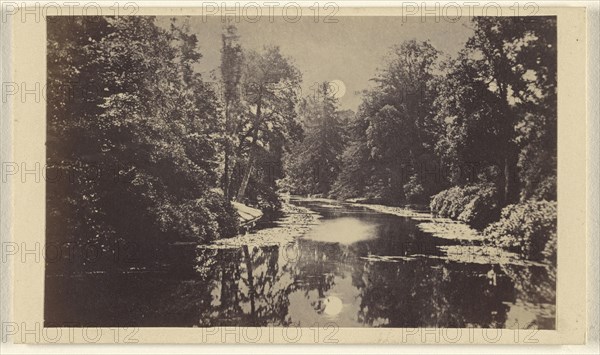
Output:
top-left (283, 82), bottom-right (347, 195)
top-left (233, 46), bottom-right (302, 202)
top-left (220, 25), bottom-right (244, 200)
top-left (434, 17), bottom-right (557, 205)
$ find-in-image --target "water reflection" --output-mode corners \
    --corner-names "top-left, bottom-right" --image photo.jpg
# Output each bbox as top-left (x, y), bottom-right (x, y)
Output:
top-left (45, 199), bottom-right (555, 328)
top-left (303, 218), bottom-right (377, 244)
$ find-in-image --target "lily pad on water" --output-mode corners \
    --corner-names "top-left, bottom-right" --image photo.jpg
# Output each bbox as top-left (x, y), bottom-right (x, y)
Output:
top-left (199, 203), bottom-right (321, 249)
top-left (350, 202), bottom-right (483, 242)
top-left (417, 221), bottom-right (483, 241)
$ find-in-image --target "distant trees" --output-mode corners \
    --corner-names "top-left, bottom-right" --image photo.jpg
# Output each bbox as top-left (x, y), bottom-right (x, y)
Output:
top-left (282, 82), bottom-right (346, 196)
top-left (328, 113), bottom-right (370, 200)
top-left (329, 40), bottom-right (441, 204)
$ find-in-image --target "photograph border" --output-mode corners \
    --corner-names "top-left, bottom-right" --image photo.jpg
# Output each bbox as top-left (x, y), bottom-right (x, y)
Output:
top-left (7, 4), bottom-right (588, 345)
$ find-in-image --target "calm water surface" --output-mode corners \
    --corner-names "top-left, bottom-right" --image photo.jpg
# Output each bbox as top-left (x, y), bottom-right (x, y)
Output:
top-left (45, 198), bottom-right (555, 328)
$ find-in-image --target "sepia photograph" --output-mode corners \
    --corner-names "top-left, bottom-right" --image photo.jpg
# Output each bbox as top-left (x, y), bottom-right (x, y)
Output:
top-left (41, 13), bottom-right (561, 330)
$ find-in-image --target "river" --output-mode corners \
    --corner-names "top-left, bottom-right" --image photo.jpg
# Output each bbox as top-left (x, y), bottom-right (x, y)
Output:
top-left (45, 197), bottom-right (555, 329)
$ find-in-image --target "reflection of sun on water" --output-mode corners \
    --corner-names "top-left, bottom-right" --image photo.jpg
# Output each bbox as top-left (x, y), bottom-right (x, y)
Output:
top-left (302, 218), bottom-right (377, 245)
top-left (322, 296), bottom-right (344, 316)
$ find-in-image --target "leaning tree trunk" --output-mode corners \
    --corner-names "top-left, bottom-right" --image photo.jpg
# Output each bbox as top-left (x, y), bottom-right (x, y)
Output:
top-left (236, 154), bottom-right (255, 202)
top-left (235, 88), bottom-right (263, 203)
top-left (223, 149), bottom-right (230, 200)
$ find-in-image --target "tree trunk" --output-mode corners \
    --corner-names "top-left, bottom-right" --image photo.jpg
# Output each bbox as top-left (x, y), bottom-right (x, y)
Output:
top-left (223, 100), bottom-right (231, 200)
top-left (235, 88), bottom-right (263, 202)
top-left (223, 149), bottom-right (230, 200)
top-left (242, 245), bottom-right (257, 325)
top-left (502, 145), bottom-right (520, 205)
top-left (497, 81), bottom-right (519, 206)
top-left (235, 154), bottom-right (255, 202)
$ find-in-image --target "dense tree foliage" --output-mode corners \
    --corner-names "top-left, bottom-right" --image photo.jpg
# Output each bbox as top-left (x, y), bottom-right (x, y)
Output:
top-left (48, 18), bottom-right (305, 275)
top-left (485, 200), bottom-right (557, 264)
top-left (331, 18), bottom-right (556, 234)
top-left (433, 17), bottom-right (557, 206)
top-left (218, 31), bottom-right (302, 213)
top-left (281, 83), bottom-right (346, 196)
top-left (428, 17), bottom-right (557, 239)
top-left (358, 40), bottom-right (441, 204)
top-left (47, 17), bottom-right (239, 272)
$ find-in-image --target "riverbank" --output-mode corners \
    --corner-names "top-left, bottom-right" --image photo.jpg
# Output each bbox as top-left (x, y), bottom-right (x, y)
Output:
top-left (347, 199), bottom-right (555, 270)
top-left (199, 202), bottom-right (321, 249)
top-left (349, 201), bottom-right (483, 242)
